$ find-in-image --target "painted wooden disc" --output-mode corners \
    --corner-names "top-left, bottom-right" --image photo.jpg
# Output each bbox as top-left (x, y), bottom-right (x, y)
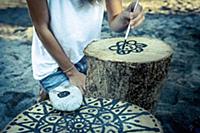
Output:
top-left (3, 97), bottom-right (163, 133)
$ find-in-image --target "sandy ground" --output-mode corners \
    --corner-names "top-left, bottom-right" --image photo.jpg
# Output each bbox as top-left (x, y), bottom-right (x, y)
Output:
top-left (0, 0), bottom-right (200, 132)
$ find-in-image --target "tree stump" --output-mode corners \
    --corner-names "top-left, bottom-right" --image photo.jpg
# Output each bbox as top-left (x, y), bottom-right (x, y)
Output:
top-left (84, 37), bottom-right (173, 112)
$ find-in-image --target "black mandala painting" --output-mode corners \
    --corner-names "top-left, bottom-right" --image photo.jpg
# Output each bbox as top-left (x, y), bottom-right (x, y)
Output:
top-left (109, 40), bottom-right (148, 55)
top-left (3, 97), bottom-right (162, 133)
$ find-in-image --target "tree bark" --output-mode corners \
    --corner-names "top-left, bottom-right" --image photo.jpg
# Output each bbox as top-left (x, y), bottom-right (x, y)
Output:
top-left (84, 37), bottom-right (173, 112)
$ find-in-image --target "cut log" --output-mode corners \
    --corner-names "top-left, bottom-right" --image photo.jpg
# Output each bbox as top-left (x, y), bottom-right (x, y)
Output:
top-left (84, 37), bottom-right (173, 112)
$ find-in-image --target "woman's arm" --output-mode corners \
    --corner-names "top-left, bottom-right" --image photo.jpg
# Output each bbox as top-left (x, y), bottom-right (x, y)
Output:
top-left (26, 0), bottom-right (86, 92)
top-left (27, 0), bottom-right (73, 72)
top-left (105, 0), bottom-right (145, 32)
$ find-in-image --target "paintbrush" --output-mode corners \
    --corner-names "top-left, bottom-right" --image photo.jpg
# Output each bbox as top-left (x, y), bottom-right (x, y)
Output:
top-left (123, 0), bottom-right (139, 48)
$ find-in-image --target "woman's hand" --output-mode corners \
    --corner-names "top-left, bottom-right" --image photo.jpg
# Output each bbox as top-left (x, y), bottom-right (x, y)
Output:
top-left (106, 0), bottom-right (145, 32)
top-left (65, 67), bottom-right (86, 94)
top-left (125, 2), bottom-right (145, 29)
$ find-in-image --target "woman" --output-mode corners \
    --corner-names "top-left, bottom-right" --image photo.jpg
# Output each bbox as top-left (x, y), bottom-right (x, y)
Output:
top-left (26, 0), bottom-right (144, 103)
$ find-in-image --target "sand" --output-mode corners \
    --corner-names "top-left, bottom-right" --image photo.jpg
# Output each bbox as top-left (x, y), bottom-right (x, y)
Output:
top-left (0, 0), bottom-right (200, 132)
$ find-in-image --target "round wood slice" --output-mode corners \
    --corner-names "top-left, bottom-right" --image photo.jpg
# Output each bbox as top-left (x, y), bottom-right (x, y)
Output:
top-left (84, 37), bottom-right (173, 112)
top-left (3, 97), bottom-right (163, 133)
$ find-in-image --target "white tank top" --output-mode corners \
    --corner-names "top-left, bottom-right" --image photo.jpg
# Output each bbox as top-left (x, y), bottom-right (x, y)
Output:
top-left (32, 0), bottom-right (104, 80)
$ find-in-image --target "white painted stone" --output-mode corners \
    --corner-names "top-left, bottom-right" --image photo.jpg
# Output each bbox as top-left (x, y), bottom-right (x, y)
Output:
top-left (49, 84), bottom-right (83, 111)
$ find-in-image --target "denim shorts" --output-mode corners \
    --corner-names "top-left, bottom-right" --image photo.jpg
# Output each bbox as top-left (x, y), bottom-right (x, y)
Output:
top-left (39, 56), bottom-right (88, 92)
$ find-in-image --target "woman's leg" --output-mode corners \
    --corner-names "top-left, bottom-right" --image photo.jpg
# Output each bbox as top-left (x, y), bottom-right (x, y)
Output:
top-left (37, 85), bottom-right (49, 102)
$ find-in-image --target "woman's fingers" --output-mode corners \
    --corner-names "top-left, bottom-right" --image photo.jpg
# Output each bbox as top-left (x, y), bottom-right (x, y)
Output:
top-left (68, 71), bottom-right (86, 95)
top-left (76, 84), bottom-right (84, 95)
top-left (79, 86), bottom-right (85, 95)
top-left (122, 3), bottom-right (144, 29)
top-left (126, 1), bottom-right (142, 13)
top-left (130, 10), bottom-right (145, 28)
top-left (79, 85), bottom-right (85, 95)
top-left (81, 74), bottom-right (86, 94)
top-left (78, 81), bottom-right (86, 95)
top-left (129, 6), bottom-right (143, 20)
top-left (122, 4), bottom-right (142, 19)
top-left (132, 15), bottom-right (145, 28)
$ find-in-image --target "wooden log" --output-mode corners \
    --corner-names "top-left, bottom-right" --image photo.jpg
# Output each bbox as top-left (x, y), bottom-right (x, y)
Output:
top-left (84, 37), bottom-right (173, 112)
